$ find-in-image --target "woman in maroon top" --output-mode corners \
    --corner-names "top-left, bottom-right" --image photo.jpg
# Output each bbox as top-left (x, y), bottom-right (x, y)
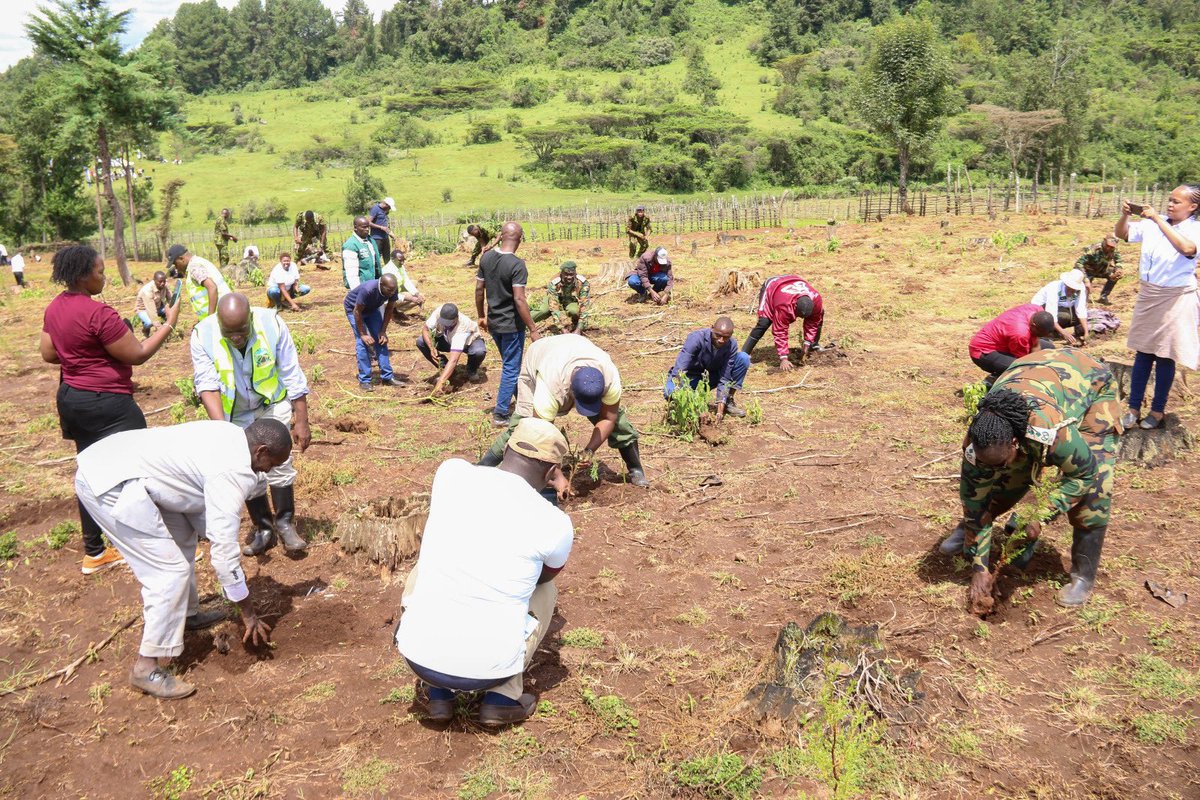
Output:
top-left (40, 245), bottom-right (181, 575)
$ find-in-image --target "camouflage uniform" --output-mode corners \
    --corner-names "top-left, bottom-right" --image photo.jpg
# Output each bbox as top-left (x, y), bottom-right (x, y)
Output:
top-left (531, 274), bottom-right (591, 332)
top-left (214, 217), bottom-right (234, 268)
top-left (468, 227), bottom-right (492, 266)
top-left (627, 214), bottom-right (651, 259)
top-left (294, 212), bottom-right (325, 261)
top-left (1075, 243), bottom-right (1123, 301)
top-left (958, 348), bottom-right (1121, 571)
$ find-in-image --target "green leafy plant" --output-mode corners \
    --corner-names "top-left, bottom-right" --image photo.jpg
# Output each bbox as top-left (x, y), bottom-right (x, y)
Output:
top-left (961, 380), bottom-right (988, 418)
top-left (561, 627), bottom-right (605, 649)
top-left (581, 687), bottom-right (639, 736)
top-left (672, 752), bottom-right (763, 800)
top-left (46, 520), bottom-right (78, 550)
top-left (175, 377), bottom-right (199, 407)
top-left (169, 402), bottom-right (188, 424)
top-left (666, 378), bottom-right (709, 442)
top-left (150, 765), bottom-right (194, 800)
top-left (745, 397), bottom-right (764, 425)
top-left (794, 676), bottom-right (884, 799)
top-left (245, 266), bottom-right (265, 287)
top-left (0, 531), bottom-right (19, 560)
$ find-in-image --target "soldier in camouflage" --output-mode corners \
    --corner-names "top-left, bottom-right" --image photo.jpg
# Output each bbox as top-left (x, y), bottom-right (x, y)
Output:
top-left (465, 224), bottom-right (493, 267)
top-left (293, 210), bottom-right (327, 262)
top-left (944, 349), bottom-right (1121, 614)
top-left (626, 205), bottom-right (651, 259)
top-left (531, 261), bottom-right (591, 333)
top-left (1074, 235), bottom-right (1123, 305)
top-left (213, 208), bottom-right (238, 268)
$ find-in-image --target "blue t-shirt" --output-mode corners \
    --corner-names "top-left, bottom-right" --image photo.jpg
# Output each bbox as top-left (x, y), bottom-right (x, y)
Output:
top-left (344, 280), bottom-right (389, 315)
top-left (368, 203), bottom-right (390, 242)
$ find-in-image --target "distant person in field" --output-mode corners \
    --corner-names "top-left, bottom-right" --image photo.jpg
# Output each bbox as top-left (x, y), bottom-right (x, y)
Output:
top-left (741, 275), bottom-right (823, 371)
top-left (1075, 235), bottom-right (1123, 305)
top-left (627, 246), bottom-right (673, 305)
top-left (666, 317), bottom-right (751, 422)
top-left (213, 208), bottom-right (238, 268)
top-left (74, 419), bottom-right (290, 699)
top-left (395, 418), bottom-right (573, 727)
top-left (531, 261), bottom-right (591, 333)
top-left (946, 349), bottom-right (1120, 615)
top-left (465, 224), bottom-right (494, 267)
top-left (293, 210), bottom-right (327, 264)
top-left (626, 205), bottom-right (651, 259)
top-left (368, 197), bottom-right (395, 258)
top-left (416, 302), bottom-right (488, 394)
top-left (191, 293), bottom-right (311, 556)
top-left (967, 305), bottom-right (1056, 383)
top-left (1031, 269), bottom-right (1089, 345)
top-left (10, 250), bottom-right (25, 287)
top-left (266, 253), bottom-right (310, 312)
top-left (133, 270), bottom-right (170, 337)
top-left (479, 334), bottom-right (650, 488)
top-left (381, 248), bottom-right (425, 320)
top-left (344, 274), bottom-right (402, 391)
top-left (168, 244), bottom-right (231, 322)
top-left (242, 244), bottom-right (260, 263)
top-left (342, 215), bottom-right (383, 289)
top-left (1115, 186), bottom-right (1200, 431)
top-left (476, 221), bottom-right (540, 427)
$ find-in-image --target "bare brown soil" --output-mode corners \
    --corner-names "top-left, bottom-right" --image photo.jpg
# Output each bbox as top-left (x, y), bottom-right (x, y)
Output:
top-left (0, 216), bottom-right (1197, 799)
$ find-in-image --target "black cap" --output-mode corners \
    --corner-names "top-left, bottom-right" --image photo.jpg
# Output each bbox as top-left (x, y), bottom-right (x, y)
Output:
top-left (166, 244), bottom-right (187, 266)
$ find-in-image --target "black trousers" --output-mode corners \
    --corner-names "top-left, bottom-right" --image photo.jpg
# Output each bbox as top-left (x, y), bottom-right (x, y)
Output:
top-left (742, 316), bottom-right (822, 357)
top-left (56, 384), bottom-right (146, 556)
top-left (972, 339), bottom-right (1055, 380)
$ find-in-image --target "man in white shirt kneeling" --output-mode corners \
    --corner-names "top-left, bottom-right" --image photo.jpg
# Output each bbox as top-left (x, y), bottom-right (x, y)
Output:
top-left (267, 253), bottom-right (311, 312)
top-left (395, 418), bottom-right (573, 727)
top-left (73, 419), bottom-right (291, 699)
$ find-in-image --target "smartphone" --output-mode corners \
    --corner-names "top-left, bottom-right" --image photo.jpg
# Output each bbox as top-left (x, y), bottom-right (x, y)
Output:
top-left (1126, 202), bottom-right (1146, 216)
top-left (170, 279), bottom-right (183, 306)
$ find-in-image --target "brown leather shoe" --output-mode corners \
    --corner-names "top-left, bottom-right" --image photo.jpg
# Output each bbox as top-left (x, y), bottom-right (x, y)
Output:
top-left (477, 693), bottom-right (537, 727)
top-left (129, 668), bottom-right (196, 700)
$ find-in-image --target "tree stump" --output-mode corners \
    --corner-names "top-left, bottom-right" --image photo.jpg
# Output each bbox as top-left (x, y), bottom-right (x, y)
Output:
top-left (338, 492), bottom-right (430, 570)
top-left (710, 268), bottom-right (762, 298)
top-left (1119, 414), bottom-right (1193, 467)
top-left (595, 259), bottom-right (633, 286)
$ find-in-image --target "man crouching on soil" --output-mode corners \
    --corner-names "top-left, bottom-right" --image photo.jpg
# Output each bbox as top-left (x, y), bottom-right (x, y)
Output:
top-left (395, 418), bottom-right (573, 726)
top-left (941, 349), bottom-right (1120, 615)
top-left (74, 419), bottom-right (291, 698)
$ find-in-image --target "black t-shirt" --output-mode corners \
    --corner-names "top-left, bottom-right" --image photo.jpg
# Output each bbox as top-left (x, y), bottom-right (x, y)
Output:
top-left (477, 250), bottom-right (528, 334)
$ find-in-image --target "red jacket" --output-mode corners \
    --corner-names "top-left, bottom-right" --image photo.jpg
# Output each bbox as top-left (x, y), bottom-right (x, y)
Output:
top-left (633, 251), bottom-right (673, 291)
top-left (969, 304), bottom-right (1041, 360)
top-left (758, 275), bottom-right (823, 358)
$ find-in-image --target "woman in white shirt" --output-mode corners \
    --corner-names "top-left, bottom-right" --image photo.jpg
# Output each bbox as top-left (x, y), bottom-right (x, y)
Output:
top-left (1115, 185), bottom-right (1200, 430)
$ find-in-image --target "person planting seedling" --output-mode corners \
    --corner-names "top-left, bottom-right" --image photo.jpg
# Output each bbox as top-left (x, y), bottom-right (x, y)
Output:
top-left (941, 349), bottom-right (1121, 615)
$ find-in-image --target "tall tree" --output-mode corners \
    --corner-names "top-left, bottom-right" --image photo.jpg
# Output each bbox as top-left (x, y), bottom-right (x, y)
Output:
top-left (171, 1), bottom-right (232, 92)
top-left (27, 0), bottom-right (181, 285)
top-left (379, 0), bottom-right (428, 54)
top-left (264, 0), bottom-right (337, 86)
top-left (855, 15), bottom-right (954, 210)
top-left (228, 0), bottom-right (273, 87)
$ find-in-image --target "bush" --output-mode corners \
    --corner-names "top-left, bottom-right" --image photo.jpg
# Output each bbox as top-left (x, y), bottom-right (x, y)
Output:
top-left (464, 121), bottom-right (502, 145)
top-left (503, 113), bottom-right (524, 133)
top-left (345, 165), bottom-right (386, 216)
top-left (46, 521), bottom-right (78, 550)
top-left (371, 116), bottom-right (439, 149)
top-left (510, 77), bottom-right (551, 108)
top-left (636, 37), bottom-right (675, 67)
top-left (238, 197), bottom-right (290, 225)
top-left (640, 151), bottom-right (700, 192)
top-left (0, 531), bottom-right (18, 560)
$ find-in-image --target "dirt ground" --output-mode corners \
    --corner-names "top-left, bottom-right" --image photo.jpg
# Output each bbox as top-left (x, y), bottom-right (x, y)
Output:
top-left (0, 215), bottom-right (1197, 799)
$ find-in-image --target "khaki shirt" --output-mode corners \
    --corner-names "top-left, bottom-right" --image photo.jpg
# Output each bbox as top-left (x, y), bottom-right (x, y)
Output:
top-left (514, 334), bottom-right (621, 420)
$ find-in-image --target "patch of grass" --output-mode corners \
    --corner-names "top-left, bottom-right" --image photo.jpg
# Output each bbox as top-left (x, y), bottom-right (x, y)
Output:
top-left (973, 622), bottom-right (990, 640)
top-left (457, 770), bottom-right (498, 800)
top-left (1127, 654), bottom-right (1196, 700)
top-left (560, 627), bottom-right (605, 649)
top-left (458, 731), bottom-right (546, 800)
top-left (25, 413), bottom-right (57, 434)
top-left (675, 605), bottom-right (709, 626)
top-left (581, 687), bottom-right (639, 736)
top-left (1132, 711), bottom-right (1190, 745)
top-left (342, 757), bottom-right (395, 797)
top-left (300, 680), bottom-right (336, 702)
top-left (88, 681), bottom-right (112, 710)
top-left (944, 727), bottom-right (983, 758)
top-left (149, 765), bottom-right (194, 800)
top-left (332, 469), bottom-right (356, 486)
top-left (0, 531), bottom-right (20, 560)
top-left (1076, 597), bottom-right (1124, 634)
top-left (672, 752), bottom-right (763, 800)
top-left (380, 685), bottom-right (415, 705)
top-left (45, 520), bottom-right (78, 550)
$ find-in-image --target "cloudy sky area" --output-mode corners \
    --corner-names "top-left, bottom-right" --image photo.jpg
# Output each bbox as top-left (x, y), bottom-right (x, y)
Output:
top-left (0, 0), bottom-right (394, 72)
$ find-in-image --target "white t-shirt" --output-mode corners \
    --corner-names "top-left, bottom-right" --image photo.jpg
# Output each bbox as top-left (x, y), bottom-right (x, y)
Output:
top-left (10, 254), bottom-right (23, 273)
top-left (268, 261), bottom-right (301, 288)
top-left (381, 260), bottom-right (418, 294)
top-left (243, 245), bottom-right (259, 259)
top-left (425, 304), bottom-right (481, 351)
top-left (395, 459), bottom-right (573, 680)
top-left (1129, 217), bottom-right (1200, 288)
top-left (1031, 280), bottom-right (1086, 320)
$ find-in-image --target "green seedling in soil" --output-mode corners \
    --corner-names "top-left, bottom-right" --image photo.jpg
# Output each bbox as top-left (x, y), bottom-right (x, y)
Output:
top-left (536, 700), bottom-right (558, 717)
top-left (45, 520), bottom-right (78, 550)
top-left (88, 682), bottom-right (112, 710)
top-left (309, 364), bottom-right (325, 384)
top-left (561, 627), bottom-right (605, 649)
top-left (973, 622), bottom-right (990, 640)
top-left (0, 531), bottom-right (19, 560)
top-left (149, 765), bottom-right (194, 800)
top-left (745, 397), bottom-right (763, 425)
top-left (245, 266), bottom-right (265, 288)
top-left (665, 377), bottom-right (709, 442)
top-left (332, 469), bottom-right (355, 486)
top-left (300, 680), bottom-right (337, 702)
top-left (961, 380), bottom-right (988, 419)
top-left (174, 377), bottom-right (199, 407)
top-left (467, 418), bottom-right (493, 460)
top-left (380, 685), bottom-right (415, 704)
top-left (675, 606), bottom-right (709, 626)
top-left (169, 402), bottom-right (188, 424)
top-left (672, 752), bottom-right (763, 800)
top-left (581, 687), bottom-right (639, 736)
top-left (1132, 712), bottom-right (1191, 745)
top-left (342, 757), bottom-right (395, 797)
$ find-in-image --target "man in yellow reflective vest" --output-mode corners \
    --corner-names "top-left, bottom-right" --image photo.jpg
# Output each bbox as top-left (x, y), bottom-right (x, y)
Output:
top-left (190, 293), bottom-right (312, 556)
top-left (168, 243), bottom-right (232, 322)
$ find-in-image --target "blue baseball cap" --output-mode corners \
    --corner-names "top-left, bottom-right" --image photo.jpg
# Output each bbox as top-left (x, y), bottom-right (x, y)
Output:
top-left (570, 366), bottom-right (605, 417)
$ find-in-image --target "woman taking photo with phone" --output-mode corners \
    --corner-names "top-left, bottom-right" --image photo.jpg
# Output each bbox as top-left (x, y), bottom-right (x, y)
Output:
top-left (1115, 185), bottom-right (1200, 430)
top-left (40, 245), bottom-right (182, 574)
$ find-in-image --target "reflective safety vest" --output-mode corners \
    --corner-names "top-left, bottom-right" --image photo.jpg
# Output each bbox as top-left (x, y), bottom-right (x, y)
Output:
top-left (198, 308), bottom-right (286, 420)
top-left (188, 259), bottom-right (232, 320)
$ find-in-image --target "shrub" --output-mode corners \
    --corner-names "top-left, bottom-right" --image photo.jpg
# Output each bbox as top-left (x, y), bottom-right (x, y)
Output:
top-left (465, 121), bottom-right (502, 145)
top-left (371, 116), bottom-right (438, 149)
top-left (672, 753), bottom-right (763, 800)
top-left (636, 37), bottom-right (675, 67)
top-left (344, 165), bottom-right (386, 216)
top-left (510, 77), bottom-right (551, 108)
top-left (46, 521), bottom-right (79, 550)
top-left (0, 531), bottom-right (19, 560)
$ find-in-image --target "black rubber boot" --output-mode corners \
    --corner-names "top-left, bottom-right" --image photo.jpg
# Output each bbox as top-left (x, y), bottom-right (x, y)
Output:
top-left (618, 441), bottom-right (651, 488)
top-left (1056, 526), bottom-right (1106, 607)
top-left (476, 449), bottom-right (503, 467)
top-left (723, 390), bottom-right (747, 418)
top-left (271, 484), bottom-right (308, 553)
top-left (242, 494), bottom-right (277, 556)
